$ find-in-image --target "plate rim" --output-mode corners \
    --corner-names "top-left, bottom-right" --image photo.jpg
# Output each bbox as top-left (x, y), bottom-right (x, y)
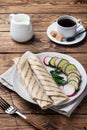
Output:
top-left (47, 22), bottom-right (86, 45)
top-left (13, 52), bottom-right (87, 106)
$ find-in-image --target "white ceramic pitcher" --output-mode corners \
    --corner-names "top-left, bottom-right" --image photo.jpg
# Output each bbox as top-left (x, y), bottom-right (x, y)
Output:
top-left (9, 14), bottom-right (33, 42)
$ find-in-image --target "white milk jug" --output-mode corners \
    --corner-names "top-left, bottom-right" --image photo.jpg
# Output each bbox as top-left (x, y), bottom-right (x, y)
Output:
top-left (9, 14), bottom-right (33, 42)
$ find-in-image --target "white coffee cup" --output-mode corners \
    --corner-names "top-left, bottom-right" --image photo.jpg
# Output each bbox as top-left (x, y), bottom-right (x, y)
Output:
top-left (56, 15), bottom-right (82, 38)
top-left (9, 13), bottom-right (33, 42)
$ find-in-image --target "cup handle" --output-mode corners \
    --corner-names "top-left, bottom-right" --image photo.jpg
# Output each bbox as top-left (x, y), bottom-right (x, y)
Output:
top-left (76, 19), bottom-right (82, 28)
top-left (9, 14), bottom-right (15, 21)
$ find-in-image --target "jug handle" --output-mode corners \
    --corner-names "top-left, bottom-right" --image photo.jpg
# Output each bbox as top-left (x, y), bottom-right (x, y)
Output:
top-left (9, 14), bottom-right (15, 21)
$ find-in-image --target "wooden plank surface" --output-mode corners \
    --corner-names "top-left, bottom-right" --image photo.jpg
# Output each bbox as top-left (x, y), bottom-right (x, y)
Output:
top-left (0, 4), bottom-right (87, 14)
top-left (0, 14), bottom-right (87, 32)
top-left (0, 0), bottom-right (87, 130)
top-left (0, 32), bottom-right (87, 53)
top-left (0, 0), bottom-right (86, 5)
top-left (0, 0), bottom-right (82, 5)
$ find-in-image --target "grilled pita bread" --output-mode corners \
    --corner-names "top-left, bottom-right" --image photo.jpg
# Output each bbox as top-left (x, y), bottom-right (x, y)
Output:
top-left (27, 54), bottom-right (68, 105)
top-left (13, 57), bottom-right (53, 110)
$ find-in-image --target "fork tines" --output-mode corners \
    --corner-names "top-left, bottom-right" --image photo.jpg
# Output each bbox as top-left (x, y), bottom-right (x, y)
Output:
top-left (0, 97), bottom-right (10, 111)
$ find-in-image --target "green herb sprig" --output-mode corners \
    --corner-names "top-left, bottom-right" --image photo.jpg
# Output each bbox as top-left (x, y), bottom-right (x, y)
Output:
top-left (50, 68), bottom-right (67, 86)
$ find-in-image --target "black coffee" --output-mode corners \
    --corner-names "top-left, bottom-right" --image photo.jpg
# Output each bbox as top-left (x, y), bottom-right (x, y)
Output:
top-left (58, 19), bottom-right (76, 27)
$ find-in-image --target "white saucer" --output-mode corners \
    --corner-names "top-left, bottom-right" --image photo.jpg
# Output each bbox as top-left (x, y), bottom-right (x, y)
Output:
top-left (47, 22), bottom-right (86, 45)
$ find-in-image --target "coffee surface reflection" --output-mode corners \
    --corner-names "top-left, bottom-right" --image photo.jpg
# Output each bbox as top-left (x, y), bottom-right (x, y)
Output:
top-left (58, 19), bottom-right (76, 27)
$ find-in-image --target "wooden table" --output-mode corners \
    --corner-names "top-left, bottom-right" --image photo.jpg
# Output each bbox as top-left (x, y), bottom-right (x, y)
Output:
top-left (0, 0), bottom-right (87, 130)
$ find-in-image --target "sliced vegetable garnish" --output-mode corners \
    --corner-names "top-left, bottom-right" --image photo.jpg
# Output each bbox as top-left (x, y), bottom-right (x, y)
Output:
top-left (57, 59), bottom-right (69, 69)
top-left (68, 80), bottom-right (79, 91)
top-left (49, 57), bottom-right (58, 67)
top-left (43, 55), bottom-right (81, 97)
top-left (63, 84), bottom-right (76, 97)
top-left (55, 58), bottom-right (62, 67)
top-left (43, 56), bottom-right (51, 66)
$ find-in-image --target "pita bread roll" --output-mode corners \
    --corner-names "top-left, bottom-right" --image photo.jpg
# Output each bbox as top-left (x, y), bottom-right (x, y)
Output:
top-left (13, 57), bottom-right (53, 110)
top-left (27, 54), bottom-right (68, 105)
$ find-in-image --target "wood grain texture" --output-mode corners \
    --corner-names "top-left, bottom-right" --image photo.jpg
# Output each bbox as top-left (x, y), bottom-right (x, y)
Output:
top-left (0, 13), bottom-right (87, 32)
top-left (15, 114), bottom-right (87, 130)
top-left (0, 0), bottom-right (87, 130)
top-left (0, 4), bottom-right (87, 14)
top-left (0, 0), bottom-right (86, 5)
top-left (75, 0), bottom-right (87, 3)
top-left (0, 0), bottom-right (81, 5)
top-left (0, 32), bottom-right (87, 53)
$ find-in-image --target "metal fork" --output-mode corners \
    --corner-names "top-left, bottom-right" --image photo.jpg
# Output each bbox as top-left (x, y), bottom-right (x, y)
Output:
top-left (0, 97), bottom-right (45, 130)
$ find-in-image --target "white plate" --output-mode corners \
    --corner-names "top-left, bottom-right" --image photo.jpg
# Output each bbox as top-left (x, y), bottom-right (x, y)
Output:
top-left (47, 22), bottom-right (86, 45)
top-left (13, 52), bottom-right (87, 106)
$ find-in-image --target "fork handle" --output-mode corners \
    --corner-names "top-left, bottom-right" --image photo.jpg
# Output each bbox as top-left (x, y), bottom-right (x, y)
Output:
top-left (26, 116), bottom-right (46, 130)
top-left (16, 111), bottom-right (46, 130)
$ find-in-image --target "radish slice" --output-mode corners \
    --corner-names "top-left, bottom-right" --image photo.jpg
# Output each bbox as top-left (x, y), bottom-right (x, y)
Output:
top-left (55, 58), bottom-right (62, 67)
top-left (43, 56), bottom-right (51, 66)
top-left (67, 69), bottom-right (81, 76)
top-left (63, 84), bottom-right (76, 97)
top-left (62, 63), bottom-right (69, 72)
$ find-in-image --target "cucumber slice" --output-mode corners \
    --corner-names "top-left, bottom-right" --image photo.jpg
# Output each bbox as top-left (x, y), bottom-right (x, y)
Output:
top-left (68, 76), bottom-right (80, 84)
top-left (68, 72), bottom-right (81, 81)
top-left (68, 80), bottom-right (79, 91)
top-left (57, 59), bottom-right (69, 69)
top-left (64, 64), bottom-right (77, 75)
top-left (49, 57), bottom-right (58, 67)
top-left (62, 63), bottom-right (69, 72)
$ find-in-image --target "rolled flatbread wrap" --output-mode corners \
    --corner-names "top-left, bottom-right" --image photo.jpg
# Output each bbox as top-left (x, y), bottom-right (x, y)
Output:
top-left (27, 54), bottom-right (68, 105)
top-left (13, 57), bottom-right (53, 110)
